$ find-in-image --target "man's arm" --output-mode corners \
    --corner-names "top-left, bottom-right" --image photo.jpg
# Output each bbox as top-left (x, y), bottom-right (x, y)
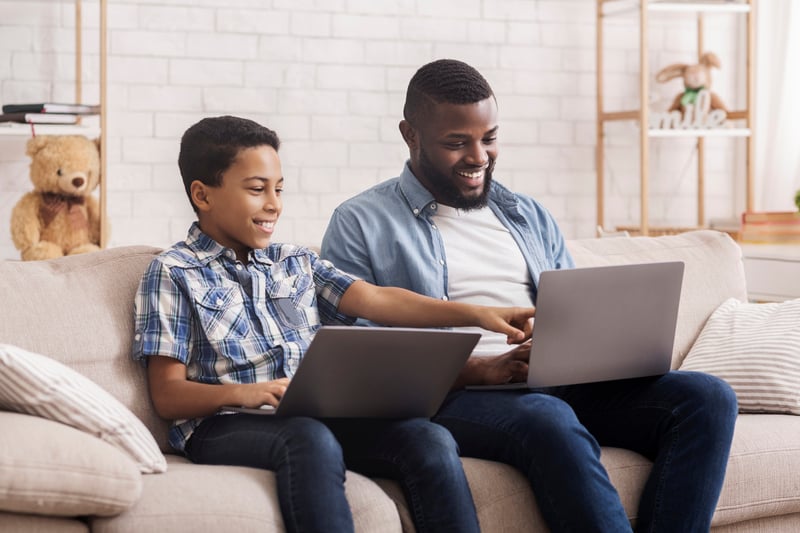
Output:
top-left (146, 356), bottom-right (289, 420)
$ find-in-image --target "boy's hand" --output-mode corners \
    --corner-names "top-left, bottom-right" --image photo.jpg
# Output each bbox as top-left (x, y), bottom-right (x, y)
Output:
top-left (480, 306), bottom-right (535, 344)
top-left (238, 377), bottom-right (290, 408)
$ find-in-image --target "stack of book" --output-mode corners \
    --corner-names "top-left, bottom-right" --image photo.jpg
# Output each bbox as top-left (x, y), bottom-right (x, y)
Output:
top-left (740, 211), bottom-right (800, 244)
top-left (0, 102), bottom-right (100, 125)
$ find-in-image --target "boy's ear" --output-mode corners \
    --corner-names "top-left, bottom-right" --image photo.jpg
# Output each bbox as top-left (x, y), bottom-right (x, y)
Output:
top-left (190, 180), bottom-right (212, 212)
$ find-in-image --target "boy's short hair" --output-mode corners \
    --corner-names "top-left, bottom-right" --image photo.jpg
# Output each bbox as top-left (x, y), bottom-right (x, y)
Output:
top-left (403, 59), bottom-right (495, 127)
top-left (178, 115), bottom-right (280, 212)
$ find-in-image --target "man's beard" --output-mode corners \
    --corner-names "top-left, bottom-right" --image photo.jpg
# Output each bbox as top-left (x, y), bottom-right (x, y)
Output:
top-left (418, 148), bottom-right (493, 211)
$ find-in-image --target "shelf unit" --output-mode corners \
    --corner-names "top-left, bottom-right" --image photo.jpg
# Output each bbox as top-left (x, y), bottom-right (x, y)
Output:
top-left (595, 0), bottom-right (755, 236)
top-left (2, 0), bottom-right (108, 248)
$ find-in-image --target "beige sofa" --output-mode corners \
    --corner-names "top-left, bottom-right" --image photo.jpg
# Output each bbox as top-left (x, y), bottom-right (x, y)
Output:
top-left (1, 229), bottom-right (799, 532)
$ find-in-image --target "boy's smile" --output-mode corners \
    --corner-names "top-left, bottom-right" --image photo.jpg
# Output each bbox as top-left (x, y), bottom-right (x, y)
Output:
top-left (193, 145), bottom-right (283, 262)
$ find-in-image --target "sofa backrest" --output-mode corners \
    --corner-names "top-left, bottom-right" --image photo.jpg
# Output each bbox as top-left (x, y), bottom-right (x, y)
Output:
top-left (0, 230), bottom-right (746, 451)
top-left (0, 245), bottom-right (171, 452)
top-left (567, 230), bottom-right (747, 368)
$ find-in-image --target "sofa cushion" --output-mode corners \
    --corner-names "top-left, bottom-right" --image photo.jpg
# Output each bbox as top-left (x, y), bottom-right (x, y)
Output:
top-left (0, 344), bottom-right (166, 474)
top-left (90, 455), bottom-right (402, 533)
top-left (0, 411), bottom-right (142, 517)
top-left (0, 245), bottom-right (171, 452)
top-left (712, 414), bottom-right (800, 526)
top-left (681, 298), bottom-right (800, 414)
top-left (567, 230), bottom-right (747, 367)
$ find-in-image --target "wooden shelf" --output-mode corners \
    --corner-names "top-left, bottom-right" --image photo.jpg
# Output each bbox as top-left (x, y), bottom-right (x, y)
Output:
top-left (647, 127), bottom-right (751, 138)
top-left (595, 0), bottom-right (755, 236)
top-left (0, 123), bottom-right (101, 137)
top-left (602, 0), bottom-right (751, 16)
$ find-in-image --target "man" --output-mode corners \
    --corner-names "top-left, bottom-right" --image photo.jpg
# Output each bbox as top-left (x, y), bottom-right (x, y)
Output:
top-left (321, 59), bottom-right (738, 532)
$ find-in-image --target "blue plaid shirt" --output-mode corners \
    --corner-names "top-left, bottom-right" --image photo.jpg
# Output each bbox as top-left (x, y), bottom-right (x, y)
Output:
top-left (133, 222), bottom-right (357, 451)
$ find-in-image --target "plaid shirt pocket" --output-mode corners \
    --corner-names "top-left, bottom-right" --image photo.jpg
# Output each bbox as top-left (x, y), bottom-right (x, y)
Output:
top-left (192, 286), bottom-right (251, 342)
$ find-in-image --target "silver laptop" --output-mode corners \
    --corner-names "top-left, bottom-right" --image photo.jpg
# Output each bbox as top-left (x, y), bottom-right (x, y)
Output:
top-left (222, 326), bottom-right (479, 418)
top-left (470, 261), bottom-right (684, 389)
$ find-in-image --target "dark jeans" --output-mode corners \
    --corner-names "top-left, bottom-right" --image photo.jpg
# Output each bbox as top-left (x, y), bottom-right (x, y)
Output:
top-left (184, 415), bottom-right (479, 533)
top-left (434, 370), bottom-right (738, 533)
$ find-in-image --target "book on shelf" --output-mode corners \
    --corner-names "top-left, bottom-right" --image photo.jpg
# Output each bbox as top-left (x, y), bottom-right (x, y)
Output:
top-left (1, 102), bottom-right (100, 115)
top-left (0, 112), bottom-right (79, 125)
top-left (741, 211), bottom-right (800, 224)
top-left (740, 211), bottom-right (800, 244)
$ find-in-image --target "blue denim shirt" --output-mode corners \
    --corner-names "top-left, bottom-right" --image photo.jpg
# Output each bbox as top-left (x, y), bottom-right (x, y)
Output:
top-left (321, 162), bottom-right (574, 306)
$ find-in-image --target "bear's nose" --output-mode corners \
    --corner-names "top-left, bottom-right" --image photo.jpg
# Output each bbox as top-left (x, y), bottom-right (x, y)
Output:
top-left (72, 177), bottom-right (85, 188)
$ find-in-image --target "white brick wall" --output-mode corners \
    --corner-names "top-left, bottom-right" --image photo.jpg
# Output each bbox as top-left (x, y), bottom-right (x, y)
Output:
top-left (0, 0), bottom-right (745, 260)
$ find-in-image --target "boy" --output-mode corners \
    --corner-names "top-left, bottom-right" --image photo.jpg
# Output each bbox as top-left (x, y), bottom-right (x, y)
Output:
top-left (132, 115), bottom-right (535, 533)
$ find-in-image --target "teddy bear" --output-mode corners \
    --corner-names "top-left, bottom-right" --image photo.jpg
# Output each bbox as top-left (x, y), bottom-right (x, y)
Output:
top-left (10, 135), bottom-right (103, 261)
top-left (655, 51), bottom-right (729, 116)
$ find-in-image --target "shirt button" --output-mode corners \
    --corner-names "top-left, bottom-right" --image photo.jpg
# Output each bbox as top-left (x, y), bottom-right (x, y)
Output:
top-left (413, 208), bottom-right (420, 215)
top-left (216, 298), bottom-right (224, 306)
top-left (134, 333), bottom-right (141, 341)
top-left (291, 287), bottom-right (297, 293)
top-left (441, 295), bottom-right (448, 301)
top-left (235, 264), bottom-right (244, 271)
top-left (430, 203), bottom-right (437, 210)
top-left (431, 224), bottom-right (437, 230)
top-left (439, 259), bottom-right (445, 266)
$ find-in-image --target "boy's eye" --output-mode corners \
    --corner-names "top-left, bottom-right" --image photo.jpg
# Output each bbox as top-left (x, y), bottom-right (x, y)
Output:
top-left (275, 188), bottom-right (283, 195)
top-left (483, 137), bottom-right (497, 144)
top-left (250, 187), bottom-right (264, 193)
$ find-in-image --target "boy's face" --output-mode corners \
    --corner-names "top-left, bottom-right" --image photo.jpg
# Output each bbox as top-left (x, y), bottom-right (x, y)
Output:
top-left (192, 145), bottom-right (283, 262)
top-left (402, 96), bottom-right (498, 210)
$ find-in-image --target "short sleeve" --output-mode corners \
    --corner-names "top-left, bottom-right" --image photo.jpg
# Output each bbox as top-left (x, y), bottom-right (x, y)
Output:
top-left (132, 259), bottom-right (192, 365)
top-left (309, 252), bottom-right (358, 325)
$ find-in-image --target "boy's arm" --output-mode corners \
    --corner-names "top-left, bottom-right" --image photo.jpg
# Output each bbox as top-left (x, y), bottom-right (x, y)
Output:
top-left (146, 356), bottom-right (289, 420)
top-left (337, 280), bottom-right (534, 343)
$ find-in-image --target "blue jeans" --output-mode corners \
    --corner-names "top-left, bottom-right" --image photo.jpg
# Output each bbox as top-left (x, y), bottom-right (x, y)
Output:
top-left (434, 370), bottom-right (738, 533)
top-left (184, 415), bottom-right (479, 533)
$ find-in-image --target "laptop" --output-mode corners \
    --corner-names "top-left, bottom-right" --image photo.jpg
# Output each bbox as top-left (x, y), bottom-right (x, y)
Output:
top-left (222, 326), bottom-right (479, 418)
top-left (469, 261), bottom-right (684, 389)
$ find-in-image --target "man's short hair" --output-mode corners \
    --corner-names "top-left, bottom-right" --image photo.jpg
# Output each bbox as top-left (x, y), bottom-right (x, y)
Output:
top-left (178, 115), bottom-right (280, 212)
top-left (403, 59), bottom-right (495, 127)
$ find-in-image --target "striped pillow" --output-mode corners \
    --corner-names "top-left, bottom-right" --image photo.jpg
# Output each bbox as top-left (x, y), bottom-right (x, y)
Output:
top-left (680, 298), bottom-right (800, 414)
top-left (0, 344), bottom-right (166, 473)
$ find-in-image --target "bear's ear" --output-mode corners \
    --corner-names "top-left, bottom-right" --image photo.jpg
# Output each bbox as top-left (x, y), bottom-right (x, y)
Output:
top-left (25, 136), bottom-right (51, 158)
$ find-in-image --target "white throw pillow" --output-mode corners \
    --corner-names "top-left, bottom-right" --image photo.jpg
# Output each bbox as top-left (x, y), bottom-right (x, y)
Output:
top-left (0, 344), bottom-right (167, 473)
top-left (680, 298), bottom-right (800, 414)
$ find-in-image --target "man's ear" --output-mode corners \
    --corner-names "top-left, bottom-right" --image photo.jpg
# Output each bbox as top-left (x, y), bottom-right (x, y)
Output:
top-left (190, 180), bottom-right (212, 212)
top-left (398, 120), bottom-right (419, 151)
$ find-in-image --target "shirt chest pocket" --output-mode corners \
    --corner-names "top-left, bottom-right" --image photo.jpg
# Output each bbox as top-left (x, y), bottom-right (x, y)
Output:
top-left (267, 274), bottom-right (316, 329)
top-left (193, 286), bottom-right (251, 342)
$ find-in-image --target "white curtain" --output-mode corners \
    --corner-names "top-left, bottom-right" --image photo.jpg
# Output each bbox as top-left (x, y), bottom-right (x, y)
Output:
top-left (754, 0), bottom-right (800, 211)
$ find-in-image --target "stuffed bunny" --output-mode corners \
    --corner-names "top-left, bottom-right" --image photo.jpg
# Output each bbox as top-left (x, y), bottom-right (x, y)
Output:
top-left (655, 51), bottom-right (729, 116)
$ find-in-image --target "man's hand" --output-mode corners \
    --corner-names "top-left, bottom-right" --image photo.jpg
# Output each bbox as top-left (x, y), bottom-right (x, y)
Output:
top-left (479, 306), bottom-right (535, 344)
top-left (452, 342), bottom-right (532, 389)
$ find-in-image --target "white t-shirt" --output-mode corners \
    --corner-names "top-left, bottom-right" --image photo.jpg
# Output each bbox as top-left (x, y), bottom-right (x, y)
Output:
top-left (433, 204), bottom-right (533, 356)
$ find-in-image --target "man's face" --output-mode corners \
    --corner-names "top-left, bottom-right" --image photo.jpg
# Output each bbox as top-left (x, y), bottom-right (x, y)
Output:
top-left (405, 97), bottom-right (498, 210)
top-left (193, 145), bottom-right (283, 262)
